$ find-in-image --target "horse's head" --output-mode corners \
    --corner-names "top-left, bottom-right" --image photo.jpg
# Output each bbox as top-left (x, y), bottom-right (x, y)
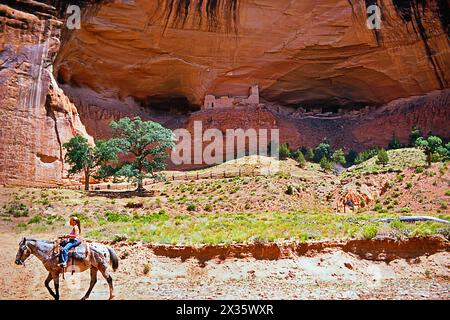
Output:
top-left (15, 237), bottom-right (31, 265)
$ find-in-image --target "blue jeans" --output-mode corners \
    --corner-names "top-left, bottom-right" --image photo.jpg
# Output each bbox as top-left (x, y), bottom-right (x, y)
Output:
top-left (61, 239), bottom-right (81, 264)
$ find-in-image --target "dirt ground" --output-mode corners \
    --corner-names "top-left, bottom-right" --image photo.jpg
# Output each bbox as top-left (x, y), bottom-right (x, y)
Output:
top-left (1, 232), bottom-right (449, 300)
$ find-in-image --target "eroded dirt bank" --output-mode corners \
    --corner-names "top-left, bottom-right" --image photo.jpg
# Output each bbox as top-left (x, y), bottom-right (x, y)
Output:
top-left (1, 234), bottom-right (449, 300)
top-left (145, 236), bottom-right (450, 264)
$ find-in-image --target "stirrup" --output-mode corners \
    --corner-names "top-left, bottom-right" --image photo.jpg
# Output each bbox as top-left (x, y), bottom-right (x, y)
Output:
top-left (59, 262), bottom-right (67, 268)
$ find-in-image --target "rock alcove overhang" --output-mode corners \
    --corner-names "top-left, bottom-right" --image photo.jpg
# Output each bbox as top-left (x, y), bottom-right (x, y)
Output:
top-left (51, 0), bottom-right (449, 112)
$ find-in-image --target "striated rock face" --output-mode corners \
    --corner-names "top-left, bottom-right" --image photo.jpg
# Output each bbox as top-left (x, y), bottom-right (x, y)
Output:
top-left (0, 1), bottom-right (92, 186)
top-left (55, 0), bottom-right (449, 107)
top-left (1, 0), bottom-right (449, 184)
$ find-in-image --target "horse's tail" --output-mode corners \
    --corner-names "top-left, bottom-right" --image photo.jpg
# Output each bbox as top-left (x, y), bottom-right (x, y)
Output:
top-left (107, 247), bottom-right (119, 271)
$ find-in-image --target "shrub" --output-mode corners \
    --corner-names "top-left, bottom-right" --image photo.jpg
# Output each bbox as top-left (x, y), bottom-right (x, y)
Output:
top-left (204, 204), bottom-right (213, 212)
top-left (388, 135), bottom-right (402, 149)
top-left (332, 149), bottom-right (346, 166)
top-left (187, 204), bottom-right (197, 212)
top-left (346, 150), bottom-right (358, 166)
top-left (415, 167), bottom-right (425, 174)
top-left (440, 202), bottom-right (448, 210)
top-left (390, 220), bottom-right (406, 230)
top-left (445, 190), bottom-right (450, 196)
top-left (27, 216), bottom-right (42, 225)
top-left (400, 207), bottom-right (411, 213)
top-left (286, 185), bottom-right (296, 195)
top-left (304, 148), bottom-right (315, 161)
top-left (405, 182), bottom-right (413, 189)
top-left (3, 202), bottom-right (29, 217)
top-left (279, 143), bottom-right (291, 160)
top-left (362, 225), bottom-right (378, 240)
top-left (373, 203), bottom-right (383, 212)
top-left (292, 150), bottom-right (306, 168)
top-left (105, 211), bottom-right (131, 222)
top-left (355, 148), bottom-right (380, 164)
top-left (143, 263), bottom-right (150, 275)
top-left (320, 157), bottom-right (332, 171)
top-left (376, 149), bottom-right (389, 166)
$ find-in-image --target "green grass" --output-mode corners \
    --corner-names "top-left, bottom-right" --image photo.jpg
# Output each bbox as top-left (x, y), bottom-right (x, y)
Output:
top-left (2, 201), bottom-right (29, 217)
top-left (82, 210), bottom-right (450, 245)
top-left (342, 148), bottom-right (426, 178)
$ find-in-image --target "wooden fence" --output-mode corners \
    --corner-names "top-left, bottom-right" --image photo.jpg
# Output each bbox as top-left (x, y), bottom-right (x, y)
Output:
top-left (60, 168), bottom-right (277, 191)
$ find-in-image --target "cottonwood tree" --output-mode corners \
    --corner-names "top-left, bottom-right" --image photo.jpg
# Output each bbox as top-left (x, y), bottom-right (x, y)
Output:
top-left (415, 136), bottom-right (445, 166)
top-left (110, 117), bottom-right (175, 193)
top-left (63, 135), bottom-right (120, 191)
top-left (314, 142), bottom-right (332, 163)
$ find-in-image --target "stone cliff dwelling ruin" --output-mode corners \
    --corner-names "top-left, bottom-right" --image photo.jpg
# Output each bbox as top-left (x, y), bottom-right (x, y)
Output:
top-left (203, 85), bottom-right (260, 110)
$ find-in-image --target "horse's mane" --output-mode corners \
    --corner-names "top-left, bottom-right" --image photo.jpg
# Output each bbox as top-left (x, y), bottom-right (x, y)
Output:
top-left (24, 238), bottom-right (53, 244)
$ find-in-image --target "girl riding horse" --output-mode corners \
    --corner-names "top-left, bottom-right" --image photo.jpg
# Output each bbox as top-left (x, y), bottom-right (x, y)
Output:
top-left (58, 216), bottom-right (81, 268)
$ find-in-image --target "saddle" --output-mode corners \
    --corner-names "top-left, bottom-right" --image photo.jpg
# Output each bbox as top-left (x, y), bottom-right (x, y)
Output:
top-left (54, 239), bottom-right (88, 261)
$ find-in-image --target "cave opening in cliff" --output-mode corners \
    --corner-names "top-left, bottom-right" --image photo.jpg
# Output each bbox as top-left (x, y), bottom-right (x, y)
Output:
top-left (136, 95), bottom-right (198, 115)
top-left (294, 100), bottom-right (373, 115)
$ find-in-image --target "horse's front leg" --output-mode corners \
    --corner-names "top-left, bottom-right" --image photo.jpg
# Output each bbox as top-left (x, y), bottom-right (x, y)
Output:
top-left (44, 273), bottom-right (57, 299)
top-left (81, 268), bottom-right (98, 300)
top-left (52, 272), bottom-right (60, 300)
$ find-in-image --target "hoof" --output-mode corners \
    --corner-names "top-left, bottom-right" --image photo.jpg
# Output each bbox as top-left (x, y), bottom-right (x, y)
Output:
top-left (81, 296), bottom-right (88, 300)
top-left (109, 295), bottom-right (115, 300)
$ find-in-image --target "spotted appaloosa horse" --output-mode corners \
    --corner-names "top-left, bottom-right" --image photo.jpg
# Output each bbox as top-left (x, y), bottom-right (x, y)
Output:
top-left (15, 237), bottom-right (119, 300)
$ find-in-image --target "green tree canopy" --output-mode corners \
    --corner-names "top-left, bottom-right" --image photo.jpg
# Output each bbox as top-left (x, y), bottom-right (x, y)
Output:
top-left (415, 135), bottom-right (445, 165)
top-left (110, 117), bottom-right (175, 192)
top-left (314, 143), bottom-right (333, 163)
top-left (63, 135), bottom-right (120, 190)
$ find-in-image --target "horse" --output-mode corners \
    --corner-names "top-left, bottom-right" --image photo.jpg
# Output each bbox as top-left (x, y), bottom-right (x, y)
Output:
top-left (15, 237), bottom-right (119, 300)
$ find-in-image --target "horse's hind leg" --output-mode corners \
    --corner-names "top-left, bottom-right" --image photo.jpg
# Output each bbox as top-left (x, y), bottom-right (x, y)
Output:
top-left (82, 268), bottom-right (98, 300)
top-left (99, 268), bottom-right (114, 300)
top-left (51, 272), bottom-right (60, 300)
top-left (44, 273), bottom-right (57, 299)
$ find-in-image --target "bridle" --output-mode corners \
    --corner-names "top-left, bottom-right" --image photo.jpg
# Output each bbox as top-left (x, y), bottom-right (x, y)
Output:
top-left (15, 238), bottom-right (29, 266)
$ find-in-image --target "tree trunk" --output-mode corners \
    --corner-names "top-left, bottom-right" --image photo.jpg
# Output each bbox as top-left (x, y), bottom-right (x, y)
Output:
top-left (84, 169), bottom-right (90, 191)
top-left (426, 152), bottom-right (432, 166)
top-left (136, 177), bottom-right (144, 193)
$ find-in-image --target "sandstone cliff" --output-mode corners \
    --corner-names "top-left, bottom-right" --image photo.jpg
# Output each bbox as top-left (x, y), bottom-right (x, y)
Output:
top-left (55, 0), bottom-right (449, 107)
top-left (0, 0), bottom-right (92, 186)
top-left (1, 0), bottom-right (449, 185)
